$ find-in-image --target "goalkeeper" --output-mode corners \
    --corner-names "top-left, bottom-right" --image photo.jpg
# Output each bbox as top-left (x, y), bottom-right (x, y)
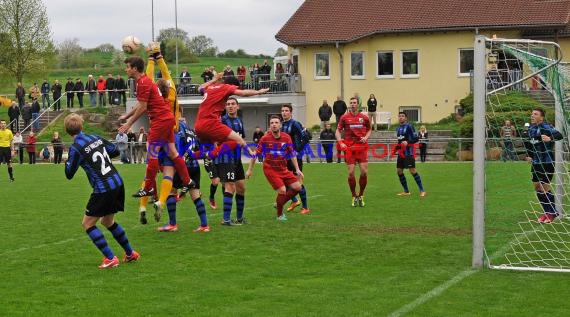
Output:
top-left (524, 108), bottom-right (563, 223)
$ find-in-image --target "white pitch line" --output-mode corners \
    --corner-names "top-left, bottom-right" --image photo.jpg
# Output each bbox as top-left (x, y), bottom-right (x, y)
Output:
top-left (1, 194), bottom-right (325, 256)
top-left (388, 230), bottom-right (534, 316)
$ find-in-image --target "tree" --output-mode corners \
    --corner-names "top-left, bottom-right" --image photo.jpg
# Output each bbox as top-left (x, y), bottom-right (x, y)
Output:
top-left (188, 35), bottom-right (217, 56)
top-left (96, 43), bottom-right (115, 53)
top-left (157, 28), bottom-right (189, 44)
top-left (0, 0), bottom-right (54, 83)
top-left (163, 39), bottom-right (198, 64)
top-left (57, 38), bottom-right (83, 68)
top-left (275, 47), bottom-right (288, 57)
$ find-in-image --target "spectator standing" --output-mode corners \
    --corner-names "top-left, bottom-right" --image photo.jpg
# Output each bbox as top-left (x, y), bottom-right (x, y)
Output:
top-left (223, 65), bottom-right (235, 79)
top-left (75, 78), bottom-right (85, 108)
top-left (41, 79), bottom-right (51, 109)
top-left (97, 76), bottom-right (107, 106)
top-left (64, 78), bottom-right (75, 108)
top-left (15, 82), bottom-right (26, 108)
top-left (127, 128), bottom-right (136, 164)
top-left (333, 96), bottom-right (347, 124)
top-left (26, 131), bottom-right (36, 164)
top-left (115, 131), bottom-right (129, 164)
top-left (21, 102), bottom-right (32, 129)
top-left (179, 67), bottom-right (191, 94)
top-left (367, 94), bottom-right (378, 130)
top-left (285, 58), bottom-right (295, 92)
top-left (106, 73), bottom-right (116, 105)
top-left (275, 63), bottom-right (285, 82)
top-left (8, 102), bottom-right (20, 133)
top-left (85, 75), bottom-right (97, 106)
top-left (418, 125), bottom-right (428, 163)
top-left (115, 74), bottom-right (127, 106)
top-left (501, 119), bottom-right (517, 161)
top-left (259, 60), bottom-right (272, 82)
top-left (13, 131), bottom-right (24, 164)
top-left (201, 67), bottom-right (213, 83)
top-left (318, 99), bottom-right (333, 130)
top-left (51, 131), bottom-right (64, 164)
top-left (135, 126), bottom-right (147, 164)
top-left (237, 65), bottom-right (247, 85)
top-left (252, 126), bottom-right (264, 163)
top-left (31, 98), bottom-right (41, 131)
top-left (51, 80), bottom-right (62, 111)
top-left (29, 83), bottom-right (40, 101)
top-left (320, 123), bottom-right (336, 163)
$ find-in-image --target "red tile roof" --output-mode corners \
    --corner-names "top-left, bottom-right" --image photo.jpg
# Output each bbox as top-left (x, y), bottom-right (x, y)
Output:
top-left (276, 0), bottom-right (570, 46)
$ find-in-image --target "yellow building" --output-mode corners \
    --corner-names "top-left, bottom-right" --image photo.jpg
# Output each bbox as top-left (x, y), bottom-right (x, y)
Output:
top-left (276, 0), bottom-right (570, 126)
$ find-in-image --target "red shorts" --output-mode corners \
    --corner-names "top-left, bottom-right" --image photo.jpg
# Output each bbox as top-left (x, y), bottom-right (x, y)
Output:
top-left (263, 166), bottom-right (298, 190)
top-left (195, 119), bottom-right (233, 145)
top-left (148, 117), bottom-right (175, 145)
top-left (344, 143), bottom-right (369, 164)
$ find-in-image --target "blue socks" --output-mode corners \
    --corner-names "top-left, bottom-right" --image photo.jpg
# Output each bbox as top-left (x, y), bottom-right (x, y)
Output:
top-left (412, 172), bottom-right (424, 192)
top-left (194, 197), bottom-right (208, 226)
top-left (86, 226), bottom-right (114, 259)
top-left (223, 192), bottom-right (233, 222)
top-left (299, 185), bottom-right (308, 208)
top-left (167, 195), bottom-right (177, 225)
top-left (398, 174), bottom-right (409, 192)
top-left (236, 194), bottom-right (245, 220)
top-left (107, 222), bottom-right (133, 256)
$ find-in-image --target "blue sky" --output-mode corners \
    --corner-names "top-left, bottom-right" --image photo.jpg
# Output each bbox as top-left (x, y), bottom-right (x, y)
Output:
top-left (42, 0), bottom-right (304, 55)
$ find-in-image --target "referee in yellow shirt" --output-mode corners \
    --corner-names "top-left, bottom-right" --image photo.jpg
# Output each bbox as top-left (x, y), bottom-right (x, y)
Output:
top-left (0, 119), bottom-right (15, 182)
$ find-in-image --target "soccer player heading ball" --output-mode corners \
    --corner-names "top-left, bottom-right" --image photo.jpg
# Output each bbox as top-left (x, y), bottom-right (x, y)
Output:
top-left (194, 72), bottom-right (269, 157)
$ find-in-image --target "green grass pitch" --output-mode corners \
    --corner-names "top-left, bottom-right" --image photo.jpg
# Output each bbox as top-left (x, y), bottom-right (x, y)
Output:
top-left (2, 162), bottom-right (570, 316)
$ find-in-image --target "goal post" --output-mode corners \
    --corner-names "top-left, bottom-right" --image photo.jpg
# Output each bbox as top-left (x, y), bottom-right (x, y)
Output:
top-left (473, 35), bottom-right (570, 272)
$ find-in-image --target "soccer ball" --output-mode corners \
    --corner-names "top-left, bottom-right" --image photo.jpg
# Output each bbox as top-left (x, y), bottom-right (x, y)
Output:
top-left (121, 36), bottom-right (142, 54)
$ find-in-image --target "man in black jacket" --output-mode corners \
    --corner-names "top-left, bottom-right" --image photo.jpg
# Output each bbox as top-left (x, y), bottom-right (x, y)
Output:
top-left (106, 73), bottom-right (116, 105)
top-left (318, 99), bottom-right (332, 130)
top-left (74, 78), bottom-right (85, 108)
top-left (51, 80), bottom-right (63, 111)
top-left (115, 74), bottom-right (127, 106)
top-left (64, 78), bottom-right (75, 108)
top-left (8, 102), bottom-right (20, 133)
top-left (333, 96), bottom-right (347, 124)
top-left (320, 123), bottom-right (335, 163)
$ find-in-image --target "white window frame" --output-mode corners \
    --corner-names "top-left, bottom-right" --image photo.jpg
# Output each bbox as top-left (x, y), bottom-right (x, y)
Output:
top-left (458, 48), bottom-right (474, 77)
top-left (350, 51), bottom-right (365, 79)
top-left (376, 50), bottom-right (394, 79)
top-left (315, 52), bottom-right (330, 80)
top-left (399, 106), bottom-right (421, 122)
top-left (401, 50), bottom-right (419, 78)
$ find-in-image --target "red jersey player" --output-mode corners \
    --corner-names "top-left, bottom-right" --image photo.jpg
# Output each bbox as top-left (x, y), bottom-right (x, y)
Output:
top-left (246, 115), bottom-right (303, 221)
top-left (335, 96), bottom-right (371, 207)
top-left (118, 56), bottom-right (194, 198)
top-left (195, 72), bottom-right (269, 156)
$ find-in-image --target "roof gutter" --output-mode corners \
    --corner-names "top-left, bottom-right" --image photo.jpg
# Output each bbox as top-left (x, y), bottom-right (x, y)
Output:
top-left (335, 42), bottom-right (344, 100)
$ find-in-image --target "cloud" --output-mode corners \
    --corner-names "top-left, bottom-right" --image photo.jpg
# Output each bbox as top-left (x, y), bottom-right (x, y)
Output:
top-left (43, 0), bottom-right (303, 54)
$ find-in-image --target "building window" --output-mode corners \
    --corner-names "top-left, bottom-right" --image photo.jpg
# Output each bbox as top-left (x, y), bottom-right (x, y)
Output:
top-left (315, 53), bottom-right (330, 79)
top-left (459, 49), bottom-right (474, 76)
top-left (351, 52), bottom-right (364, 79)
top-left (377, 51), bottom-right (394, 78)
top-left (401, 50), bottom-right (419, 77)
top-left (399, 106), bottom-right (421, 122)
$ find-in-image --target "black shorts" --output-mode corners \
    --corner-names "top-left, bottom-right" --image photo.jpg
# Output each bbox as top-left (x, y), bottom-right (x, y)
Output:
top-left (287, 157), bottom-right (303, 174)
top-left (204, 158), bottom-right (219, 179)
top-left (397, 156), bottom-right (416, 169)
top-left (173, 165), bottom-right (201, 190)
top-left (0, 147), bottom-right (11, 164)
top-left (218, 161), bottom-right (245, 182)
top-left (531, 163), bottom-right (554, 184)
top-left (85, 185), bottom-right (125, 217)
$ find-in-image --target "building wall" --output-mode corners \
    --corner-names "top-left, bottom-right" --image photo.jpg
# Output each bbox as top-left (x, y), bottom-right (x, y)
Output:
top-left (295, 30), bottom-right (524, 127)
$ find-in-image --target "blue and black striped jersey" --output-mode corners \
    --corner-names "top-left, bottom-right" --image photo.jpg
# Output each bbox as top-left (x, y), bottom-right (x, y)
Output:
top-left (65, 132), bottom-right (123, 193)
top-left (526, 122), bottom-right (563, 164)
top-left (215, 114), bottom-right (245, 164)
top-left (396, 123), bottom-right (418, 158)
top-left (281, 118), bottom-right (304, 155)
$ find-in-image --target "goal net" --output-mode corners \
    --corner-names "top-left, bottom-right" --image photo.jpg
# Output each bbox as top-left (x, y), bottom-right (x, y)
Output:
top-left (473, 36), bottom-right (570, 272)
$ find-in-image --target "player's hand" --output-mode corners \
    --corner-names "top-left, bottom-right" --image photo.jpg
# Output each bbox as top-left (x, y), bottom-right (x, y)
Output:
top-left (258, 88), bottom-right (270, 94)
top-left (245, 170), bottom-right (252, 179)
top-left (118, 122), bottom-right (130, 134)
top-left (296, 170), bottom-right (304, 180)
top-left (541, 134), bottom-right (552, 142)
top-left (401, 140), bottom-right (408, 146)
top-left (360, 136), bottom-right (368, 143)
top-left (525, 156), bottom-right (532, 162)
